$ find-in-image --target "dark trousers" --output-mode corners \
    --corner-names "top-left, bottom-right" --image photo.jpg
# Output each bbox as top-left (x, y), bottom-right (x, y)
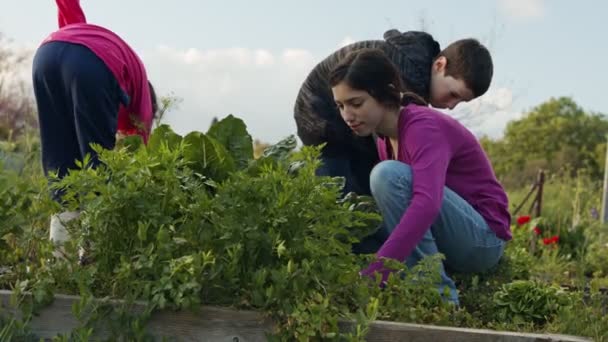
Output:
top-left (316, 145), bottom-right (388, 254)
top-left (32, 41), bottom-right (124, 201)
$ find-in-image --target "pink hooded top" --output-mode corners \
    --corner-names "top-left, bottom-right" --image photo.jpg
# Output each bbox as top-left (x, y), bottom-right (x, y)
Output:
top-left (42, 0), bottom-right (153, 142)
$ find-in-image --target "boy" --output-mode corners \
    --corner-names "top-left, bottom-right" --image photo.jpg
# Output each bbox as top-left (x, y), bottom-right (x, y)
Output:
top-left (294, 29), bottom-right (493, 196)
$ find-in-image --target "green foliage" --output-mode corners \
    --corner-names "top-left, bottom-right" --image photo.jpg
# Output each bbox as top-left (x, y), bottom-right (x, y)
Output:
top-left (0, 162), bottom-right (56, 291)
top-left (455, 243), bottom-right (535, 328)
top-left (583, 222), bottom-right (608, 277)
top-left (493, 280), bottom-right (570, 326)
top-left (2, 109), bottom-right (608, 340)
top-left (546, 290), bottom-right (608, 341)
top-left (182, 131), bottom-right (235, 181)
top-left (508, 170), bottom-right (601, 239)
top-left (0, 129), bottom-right (41, 175)
top-left (481, 97), bottom-right (608, 188)
top-left (207, 114), bottom-right (254, 169)
top-left (33, 121), bottom-right (404, 340)
top-left (0, 316), bottom-right (39, 342)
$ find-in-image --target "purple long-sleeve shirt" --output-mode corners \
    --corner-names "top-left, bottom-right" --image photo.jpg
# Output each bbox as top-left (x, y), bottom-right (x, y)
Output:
top-left (374, 104), bottom-right (511, 264)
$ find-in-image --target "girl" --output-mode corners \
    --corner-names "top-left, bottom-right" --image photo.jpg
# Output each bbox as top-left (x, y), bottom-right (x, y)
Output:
top-left (329, 48), bottom-right (511, 304)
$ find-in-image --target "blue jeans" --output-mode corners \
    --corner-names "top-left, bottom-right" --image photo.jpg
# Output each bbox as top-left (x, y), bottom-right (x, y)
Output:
top-left (370, 161), bottom-right (506, 304)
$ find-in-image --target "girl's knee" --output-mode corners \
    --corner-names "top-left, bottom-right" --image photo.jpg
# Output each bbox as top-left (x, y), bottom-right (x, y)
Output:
top-left (370, 161), bottom-right (412, 196)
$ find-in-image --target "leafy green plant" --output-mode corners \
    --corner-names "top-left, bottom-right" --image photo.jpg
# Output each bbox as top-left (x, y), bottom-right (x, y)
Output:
top-left (493, 280), bottom-right (570, 326)
top-left (3, 112), bottom-right (607, 340)
top-left (547, 290), bottom-right (608, 341)
top-left (583, 222), bottom-right (608, 277)
top-left (0, 316), bottom-right (39, 342)
top-left (40, 117), bottom-right (395, 339)
top-left (0, 161), bottom-right (56, 292)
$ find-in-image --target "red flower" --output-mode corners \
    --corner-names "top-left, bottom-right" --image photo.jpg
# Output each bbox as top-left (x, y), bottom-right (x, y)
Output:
top-left (542, 235), bottom-right (559, 245)
top-left (533, 226), bottom-right (541, 235)
top-left (517, 215), bottom-right (531, 225)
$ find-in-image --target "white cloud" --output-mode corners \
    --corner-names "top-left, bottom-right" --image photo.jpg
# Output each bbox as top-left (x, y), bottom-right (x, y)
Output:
top-left (156, 46), bottom-right (278, 68)
top-left (499, 0), bottom-right (545, 19)
top-left (281, 49), bottom-right (315, 69)
top-left (448, 87), bottom-right (521, 138)
top-left (16, 39), bottom-right (521, 144)
top-left (144, 44), bottom-right (524, 143)
top-left (254, 50), bottom-right (275, 66)
top-left (338, 36), bottom-right (355, 48)
top-left (143, 45), bottom-right (318, 144)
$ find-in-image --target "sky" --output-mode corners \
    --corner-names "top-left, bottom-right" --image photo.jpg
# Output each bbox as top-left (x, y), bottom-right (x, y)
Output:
top-left (1, 0), bottom-right (606, 143)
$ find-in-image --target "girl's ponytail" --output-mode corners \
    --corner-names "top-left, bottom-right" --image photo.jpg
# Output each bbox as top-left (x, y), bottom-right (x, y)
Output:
top-left (400, 91), bottom-right (427, 106)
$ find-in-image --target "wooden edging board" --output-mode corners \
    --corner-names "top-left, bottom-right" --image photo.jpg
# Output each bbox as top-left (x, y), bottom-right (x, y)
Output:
top-left (0, 290), bottom-right (591, 342)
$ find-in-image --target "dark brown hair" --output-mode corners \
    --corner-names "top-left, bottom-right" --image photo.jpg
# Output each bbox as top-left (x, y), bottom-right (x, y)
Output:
top-left (438, 39), bottom-right (493, 97)
top-left (148, 81), bottom-right (158, 117)
top-left (329, 48), bottom-right (426, 108)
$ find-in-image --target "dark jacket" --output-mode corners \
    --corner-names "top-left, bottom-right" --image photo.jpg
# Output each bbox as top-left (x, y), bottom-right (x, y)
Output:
top-left (294, 29), bottom-right (440, 157)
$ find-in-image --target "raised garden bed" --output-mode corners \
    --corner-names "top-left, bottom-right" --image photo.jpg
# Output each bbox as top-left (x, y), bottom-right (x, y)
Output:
top-left (0, 290), bottom-right (591, 342)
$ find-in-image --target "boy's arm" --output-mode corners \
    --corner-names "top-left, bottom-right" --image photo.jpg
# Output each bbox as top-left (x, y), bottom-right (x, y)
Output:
top-left (384, 30), bottom-right (440, 100)
top-left (56, 0), bottom-right (87, 27)
top-left (384, 30), bottom-right (440, 57)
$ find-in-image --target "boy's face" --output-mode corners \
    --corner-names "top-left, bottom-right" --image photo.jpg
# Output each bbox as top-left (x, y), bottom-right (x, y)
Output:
top-left (429, 56), bottom-right (475, 110)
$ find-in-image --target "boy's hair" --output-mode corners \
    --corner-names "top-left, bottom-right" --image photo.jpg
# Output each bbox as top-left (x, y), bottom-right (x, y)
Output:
top-left (148, 81), bottom-right (159, 118)
top-left (329, 48), bottom-right (426, 108)
top-left (438, 39), bottom-right (493, 97)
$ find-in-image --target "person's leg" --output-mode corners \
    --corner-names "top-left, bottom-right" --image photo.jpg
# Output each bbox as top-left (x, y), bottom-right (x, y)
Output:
top-left (315, 154), bottom-right (357, 195)
top-left (317, 152), bottom-right (388, 254)
top-left (60, 43), bottom-right (120, 164)
top-left (348, 137), bottom-right (386, 253)
top-left (33, 42), bottom-right (83, 255)
top-left (370, 160), bottom-right (505, 304)
top-left (33, 42), bottom-right (82, 195)
top-left (316, 134), bottom-right (378, 197)
top-left (62, 43), bottom-right (122, 263)
top-left (33, 41), bottom-right (121, 194)
top-left (318, 143), bottom-right (387, 253)
top-left (431, 190), bottom-right (506, 275)
top-left (33, 42), bottom-right (122, 258)
top-left (352, 227), bottom-right (389, 254)
top-left (349, 135), bottom-right (378, 196)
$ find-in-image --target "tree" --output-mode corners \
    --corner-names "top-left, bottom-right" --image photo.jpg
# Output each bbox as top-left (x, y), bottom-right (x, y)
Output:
top-left (482, 97), bottom-right (608, 188)
top-left (0, 33), bottom-right (36, 141)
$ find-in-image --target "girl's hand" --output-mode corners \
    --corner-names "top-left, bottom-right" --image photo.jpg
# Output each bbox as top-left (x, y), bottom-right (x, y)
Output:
top-left (360, 259), bottom-right (393, 288)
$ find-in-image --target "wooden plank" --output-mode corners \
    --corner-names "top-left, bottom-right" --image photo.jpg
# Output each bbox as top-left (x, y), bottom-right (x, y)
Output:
top-left (345, 321), bottom-right (591, 342)
top-left (0, 290), bottom-right (591, 342)
top-left (1, 291), bottom-right (272, 341)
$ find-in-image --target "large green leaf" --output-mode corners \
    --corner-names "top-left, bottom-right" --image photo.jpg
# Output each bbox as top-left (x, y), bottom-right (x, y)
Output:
top-left (260, 135), bottom-right (297, 161)
top-left (183, 132), bottom-right (235, 181)
top-left (246, 135), bottom-right (298, 176)
top-left (148, 124), bottom-right (183, 151)
top-left (207, 115), bottom-right (253, 170)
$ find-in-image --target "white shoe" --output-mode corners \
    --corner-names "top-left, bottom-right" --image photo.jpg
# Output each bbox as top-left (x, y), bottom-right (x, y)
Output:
top-left (49, 211), bottom-right (80, 259)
